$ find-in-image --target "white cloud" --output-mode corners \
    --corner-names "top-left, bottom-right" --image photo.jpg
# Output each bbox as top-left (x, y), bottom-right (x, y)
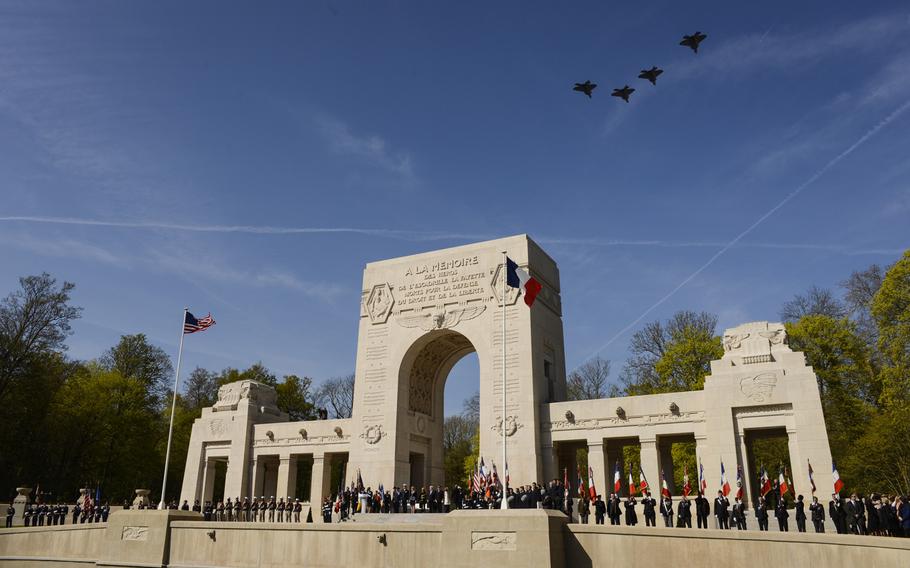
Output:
top-left (314, 114), bottom-right (416, 180)
top-left (5, 233), bottom-right (124, 265)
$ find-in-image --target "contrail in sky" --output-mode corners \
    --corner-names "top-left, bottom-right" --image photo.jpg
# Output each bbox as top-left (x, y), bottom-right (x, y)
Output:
top-left (580, 98), bottom-right (910, 366)
top-left (0, 216), bottom-right (900, 256)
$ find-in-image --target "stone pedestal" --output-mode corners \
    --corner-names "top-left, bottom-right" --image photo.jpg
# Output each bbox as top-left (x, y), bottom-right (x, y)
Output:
top-left (99, 509), bottom-right (201, 568)
top-left (440, 509), bottom-right (567, 568)
top-left (11, 487), bottom-right (31, 527)
top-left (132, 489), bottom-right (151, 508)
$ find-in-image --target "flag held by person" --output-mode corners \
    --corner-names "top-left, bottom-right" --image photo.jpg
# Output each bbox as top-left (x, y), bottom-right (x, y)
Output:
top-left (760, 464), bottom-right (772, 497)
top-left (779, 465), bottom-right (790, 497)
top-left (577, 466), bottom-right (586, 499)
top-left (638, 465), bottom-right (649, 493)
top-left (682, 465), bottom-right (691, 497)
top-left (628, 463), bottom-right (637, 496)
top-left (807, 459), bottom-right (816, 494)
top-left (832, 461), bottom-right (844, 494)
top-left (660, 469), bottom-right (671, 499)
top-left (588, 465), bottom-right (597, 501)
top-left (699, 460), bottom-right (707, 494)
top-left (505, 257), bottom-right (542, 307)
top-left (613, 460), bottom-right (621, 493)
top-left (735, 465), bottom-right (744, 500)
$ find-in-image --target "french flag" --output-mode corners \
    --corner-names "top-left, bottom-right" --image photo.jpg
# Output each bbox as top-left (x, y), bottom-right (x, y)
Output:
top-left (506, 257), bottom-right (542, 307)
top-left (613, 460), bottom-right (621, 493)
top-left (720, 461), bottom-right (730, 497)
top-left (660, 469), bottom-right (671, 499)
top-left (832, 461), bottom-right (844, 494)
top-left (638, 465), bottom-right (649, 493)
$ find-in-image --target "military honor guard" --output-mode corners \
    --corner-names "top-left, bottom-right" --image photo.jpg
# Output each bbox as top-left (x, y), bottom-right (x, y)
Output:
top-left (5, 504), bottom-right (13, 528)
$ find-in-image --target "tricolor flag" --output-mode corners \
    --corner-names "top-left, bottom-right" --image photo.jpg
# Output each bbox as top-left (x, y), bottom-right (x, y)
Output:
top-left (491, 462), bottom-right (501, 489)
top-left (577, 466), bottom-right (586, 499)
top-left (682, 465), bottom-right (691, 497)
top-left (779, 466), bottom-right (790, 497)
top-left (720, 461), bottom-right (731, 497)
top-left (660, 469), bottom-right (671, 499)
top-left (480, 458), bottom-right (490, 487)
top-left (563, 468), bottom-right (570, 498)
top-left (638, 465), bottom-right (649, 493)
top-left (735, 465), bottom-right (744, 500)
top-left (506, 257), bottom-right (543, 307)
top-left (807, 459), bottom-right (816, 495)
top-left (588, 465), bottom-right (597, 501)
top-left (184, 311), bottom-right (215, 334)
top-left (613, 460), bottom-right (621, 493)
top-left (759, 464), bottom-right (772, 497)
top-left (699, 460), bottom-right (707, 494)
top-left (628, 463), bottom-right (637, 496)
top-left (832, 461), bottom-right (844, 494)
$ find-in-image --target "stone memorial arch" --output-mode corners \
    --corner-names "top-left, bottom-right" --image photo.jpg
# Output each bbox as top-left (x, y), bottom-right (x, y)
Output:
top-left (180, 234), bottom-right (836, 518)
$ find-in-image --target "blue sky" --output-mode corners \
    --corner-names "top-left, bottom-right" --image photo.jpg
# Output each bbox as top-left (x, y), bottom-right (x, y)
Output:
top-left (1, 1), bottom-right (908, 416)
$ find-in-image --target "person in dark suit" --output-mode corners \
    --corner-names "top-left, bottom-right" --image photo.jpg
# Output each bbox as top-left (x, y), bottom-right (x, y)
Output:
top-left (849, 494), bottom-right (867, 535)
top-left (844, 494), bottom-right (860, 534)
top-left (795, 495), bottom-right (807, 532)
top-left (607, 494), bottom-right (622, 525)
top-left (624, 496), bottom-right (638, 526)
top-left (660, 496), bottom-right (674, 527)
top-left (775, 498), bottom-right (789, 531)
top-left (677, 496), bottom-right (692, 528)
top-left (694, 492), bottom-right (710, 529)
top-left (714, 491), bottom-right (730, 529)
top-left (829, 494), bottom-right (846, 534)
top-left (5, 504), bottom-right (13, 528)
top-left (641, 492), bottom-right (657, 527)
top-left (756, 497), bottom-right (769, 531)
top-left (809, 496), bottom-right (825, 533)
top-left (732, 497), bottom-right (747, 530)
top-left (594, 495), bottom-right (606, 525)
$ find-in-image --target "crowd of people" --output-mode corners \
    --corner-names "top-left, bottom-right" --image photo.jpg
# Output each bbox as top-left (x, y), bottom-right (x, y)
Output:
top-left (6, 483), bottom-right (909, 538)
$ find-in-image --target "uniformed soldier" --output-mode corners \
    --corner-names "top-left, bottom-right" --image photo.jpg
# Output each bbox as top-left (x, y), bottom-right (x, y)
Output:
top-left (72, 503), bottom-right (80, 525)
top-left (224, 498), bottom-right (232, 522)
top-left (181, 500), bottom-right (190, 511)
top-left (234, 497), bottom-right (242, 522)
top-left (322, 498), bottom-right (332, 523)
top-left (755, 496), bottom-right (769, 531)
top-left (242, 497), bottom-right (251, 522)
top-left (5, 504), bottom-right (14, 528)
top-left (660, 496), bottom-right (674, 527)
top-left (810, 496), bottom-right (826, 533)
top-left (277, 497), bottom-right (285, 523)
top-left (61, 503), bottom-right (69, 525)
top-left (294, 499), bottom-right (302, 523)
top-left (23, 504), bottom-right (31, 527)
top-left (203, 501), bottom-right (213, 521)
top-left (775, 498), bottom-right (789, 532)
top-left (102, 502), bottom-right (110, 523)
top-left (732, 497), bottom-right (747, 530)
top-left (677, 496), bottom-right (692, 528)
top-left (713, 491), bottom-right (729, 529)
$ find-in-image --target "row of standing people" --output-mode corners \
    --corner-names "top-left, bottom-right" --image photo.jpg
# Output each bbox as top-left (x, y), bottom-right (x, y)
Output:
top-left (4, 502), bottom-right (110, 527)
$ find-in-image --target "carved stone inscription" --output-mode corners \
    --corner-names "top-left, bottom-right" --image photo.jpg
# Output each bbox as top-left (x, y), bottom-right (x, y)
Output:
top-left (471, 531), bottom-right (516, 550)
top-left (121, 526), bottom-right (149, 541)
top-left (399, 256), bottom-right (487, 307)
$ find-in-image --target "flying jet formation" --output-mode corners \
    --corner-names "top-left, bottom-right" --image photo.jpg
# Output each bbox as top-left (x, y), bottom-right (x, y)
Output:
top-left (573, 80), bottom-right (597, 98)
top-left (611, 85), bottom-right (635, 103)
top-left (680, 31), bottom-right (708, 53)
top-left (638, 66), bottom-right (663, 85)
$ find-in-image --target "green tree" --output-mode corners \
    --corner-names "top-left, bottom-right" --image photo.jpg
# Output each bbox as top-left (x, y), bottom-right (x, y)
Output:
top-left (275, 374), bottom-right (318, 420)
top-left (871, 251), bottom-right (910, 406)
top-left (0, 273), bottom-right (81, 403)
top-left (101, 334), bottom-right (173, 403)
top-left (183, 367), bottom-right (219, 410)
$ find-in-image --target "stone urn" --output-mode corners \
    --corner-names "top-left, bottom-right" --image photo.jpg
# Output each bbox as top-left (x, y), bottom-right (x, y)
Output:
top-left (11, 487), bottom-right (31, 526)
top-left (133, 489), bottom-right (151, 508)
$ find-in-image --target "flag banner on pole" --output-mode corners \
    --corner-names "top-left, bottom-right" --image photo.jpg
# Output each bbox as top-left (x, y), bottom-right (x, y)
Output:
top-left (184, 311), bottom-right (215, 334)
top-left (505, 257), bottom-right (542, 307)
top-left (660, 469), bottom-right (671, 499)
top-left (699, 460), bottom-right (707, 494)
top-left (779, 465), bottom-right (789, 497)
top-left (613, 460), bottom-right (621, 493)
top-left (735, 465), bottom-right (744, 500)
top-left (628, 463), bottom-right (637, 496)
top-left (563, 468), bottom-right (569, 498)
top-left (577, 466), bottom-right (585, 499)
top-left (720, 461), bottom-right (731, 496)
top-left (492, 462), bottom-right (501, 489)
top-left (760, 464), bottom-right (772, 497)
top-left (472, 463), bottom-right (481, 493)
top-left (638, 465), bottom-right (649, 493)
top-left (832, 461), bottom-right (844, 493)
top-left (682, 465), bottom-right (691, 497)
top-left (357, 468), bottom-right (364, 491)
top-left (808, 459), bottom-right (816, 494)
top-left (588, 465), bottom-right (597, 501)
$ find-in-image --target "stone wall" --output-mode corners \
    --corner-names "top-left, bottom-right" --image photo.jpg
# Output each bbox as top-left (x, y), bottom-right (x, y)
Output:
top-left (1, 510), bottom-right (907, 568)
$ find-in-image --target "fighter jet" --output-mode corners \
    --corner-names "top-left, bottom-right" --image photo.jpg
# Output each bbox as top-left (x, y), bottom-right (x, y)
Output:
top-left (573, 80), bottom-right (597, 98)
top-left (611, 85), bottom-right (635, 103)
top-left (680, 31), bottom-right (707, 53)
top-left (638, 66), bottom-right (663, 85)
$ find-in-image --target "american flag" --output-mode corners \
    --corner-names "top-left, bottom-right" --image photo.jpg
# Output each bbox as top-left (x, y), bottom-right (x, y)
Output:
top-left (184, 311), bottom-right (215, 334)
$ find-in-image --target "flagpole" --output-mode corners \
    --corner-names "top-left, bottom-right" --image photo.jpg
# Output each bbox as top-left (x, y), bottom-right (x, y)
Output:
top-left (158, 307), bottom-right (188, 510)
top-left (500, 251), bottom-right (509, 509)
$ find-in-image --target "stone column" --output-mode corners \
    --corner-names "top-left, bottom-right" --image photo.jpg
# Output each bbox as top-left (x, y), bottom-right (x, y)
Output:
top-left (786, 428), bottom-right (804, 497)
top-left (586, 440), bottom-right (606, 498)
top-left (310, 454), bottom-right (330, 522)
top-left (251, 458), bottom-right (266, 498)
top-left (276, 455), bottom-right (298, 500)
top-left (658, 440), bottom-right (676, 494)
top-left (639, 436), bottom-right (659, 498)
top-left (202, 460), bottom-right (216, 504)
top-left (736, 432), bottom-right (753, 507)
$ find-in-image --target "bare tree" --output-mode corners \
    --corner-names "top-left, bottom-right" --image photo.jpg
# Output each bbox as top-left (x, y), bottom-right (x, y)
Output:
top-left (566, 356), bottom-right (612, 400)
top-left (315, 374), bottom-right (355, 418)
top-left (841, 264), bottom-right (887, 348)
top-left (461, 391), bottom-right (479, 423)
top-left (0, 273), bottom-right (81, 403)
top-left (183, 367), bottom-right (219, 409)
top-left (443, 415), bottom-right (475, 452)
top-left (780, 286), bottom-right (847, 323)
